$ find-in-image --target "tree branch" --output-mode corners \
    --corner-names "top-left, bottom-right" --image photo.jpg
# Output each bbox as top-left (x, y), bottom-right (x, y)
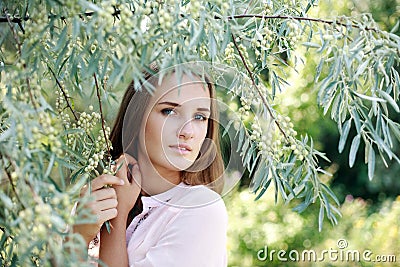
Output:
top-left (2, 156), bottom-right (26, 210)
top-left (231, 34), bottom-right (288, 140)
top-left (94, 74), bottom-right (111, 158)
top-left (0, 9), bottom-right (122, 24)
top-left (4, 10), bottom-right (38, 110)
top-left (218, 14), bottom-right (380, 32)
top-left (48, 66), bottom-right (79, 121)
top-left (1, 8), bottom-right (379, 33)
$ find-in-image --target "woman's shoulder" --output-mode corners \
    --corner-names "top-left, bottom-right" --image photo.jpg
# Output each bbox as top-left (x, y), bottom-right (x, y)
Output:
top-left (165, 184), bottom-right (227, 229)
top-left (170, 183), bottom-right (226, 210)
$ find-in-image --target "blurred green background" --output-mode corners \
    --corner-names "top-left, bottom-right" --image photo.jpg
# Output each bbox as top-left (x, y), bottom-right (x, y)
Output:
top-left (225, 0), bottom-right (400, 266)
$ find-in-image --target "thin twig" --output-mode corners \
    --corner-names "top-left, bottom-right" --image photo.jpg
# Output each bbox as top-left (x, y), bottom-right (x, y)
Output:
top-left (94, 74), bottom-right (111, 157)
top-left (2, 9), bottom-right (380, 34)
top-left (4, 10), bottom-right (38, 110)
top-left (243, 0), bottom-right (254, 15)
top-left (231, 34), bottom-right (288, 140)
top-left (220, 14), bottom-right (379, 32)
top-left (2, 156), bottom-right (26, 209)
top-left (0, 9), bottom-right (121, 23)
top-left (0, 15), bottom-right (29, 23)
top-left (48, 66), bottom-right (79, 121)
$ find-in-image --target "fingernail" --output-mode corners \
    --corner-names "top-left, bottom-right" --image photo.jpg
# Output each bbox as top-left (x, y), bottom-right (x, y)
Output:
top-left (120, 179), bottom-right (125, 185)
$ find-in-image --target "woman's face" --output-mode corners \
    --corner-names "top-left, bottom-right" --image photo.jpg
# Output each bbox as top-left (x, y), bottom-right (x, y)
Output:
top-left (139, 73), bottom-right (211, 176)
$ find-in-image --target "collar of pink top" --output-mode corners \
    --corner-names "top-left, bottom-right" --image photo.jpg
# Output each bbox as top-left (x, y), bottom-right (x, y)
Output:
top-left (141, 182), bottom-right (189, 210)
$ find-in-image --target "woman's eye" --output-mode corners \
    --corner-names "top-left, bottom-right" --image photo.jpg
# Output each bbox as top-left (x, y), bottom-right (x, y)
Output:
top-left (161, 108), bottom-right (176, 116)
top-left (194, 114), bottom-right (208, 121)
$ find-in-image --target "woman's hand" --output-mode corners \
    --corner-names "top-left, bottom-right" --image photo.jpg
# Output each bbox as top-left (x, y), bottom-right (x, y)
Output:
top-left (113, 153), bottom-right (142, 218)
top-left (99, 154), bottom-right (142, 267)
top-left (73, 153), bottom-right (141, 245)
top-left (73, 174), bottom-right (125, 245)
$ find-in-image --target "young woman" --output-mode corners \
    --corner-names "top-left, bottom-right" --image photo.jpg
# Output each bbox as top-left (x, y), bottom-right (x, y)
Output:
top-left (74, 65), bottom-right (227, 267)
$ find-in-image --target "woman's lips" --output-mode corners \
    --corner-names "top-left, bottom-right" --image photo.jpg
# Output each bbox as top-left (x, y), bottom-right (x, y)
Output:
top-left (169, 144), bottom-right (192, 155)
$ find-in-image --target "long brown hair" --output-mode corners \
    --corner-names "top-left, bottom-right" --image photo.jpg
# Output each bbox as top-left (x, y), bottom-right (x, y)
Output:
top-left (109, 65), bottom-right (224, 221)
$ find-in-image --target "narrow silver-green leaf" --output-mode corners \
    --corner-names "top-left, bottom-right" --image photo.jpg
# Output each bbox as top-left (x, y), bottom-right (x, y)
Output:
top-left (368, 144), bottom-right (375, 180)
top-left (318, 202), bottom-right (324, 232)
top-left (338, 119), bottom-right (351, 153)
top-left (349, 134), bottom-right (360, 168)
top-left (380, 90), bottom-right (400, 112)
top-left (302, 42), bottom-right (321, 48)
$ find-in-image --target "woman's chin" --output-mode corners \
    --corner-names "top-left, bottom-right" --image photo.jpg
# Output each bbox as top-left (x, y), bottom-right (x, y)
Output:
top-left (165, 159), bottom-right (196, 172)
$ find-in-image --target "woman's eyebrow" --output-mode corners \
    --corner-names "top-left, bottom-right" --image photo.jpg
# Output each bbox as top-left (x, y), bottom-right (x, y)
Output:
top-left (157, 101), bottom-right (210, 112)
top-left (197, 107), bottom-right (211, 113)
top-left (157, 101), bottom-right (181, 107)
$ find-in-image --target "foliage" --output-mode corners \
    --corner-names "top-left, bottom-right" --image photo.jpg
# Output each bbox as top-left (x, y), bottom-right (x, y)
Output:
top-left (276, 0), bottom-right (400, 203)
top-left (0, 0), bottom-right (399, 265)
top-left (226, 187), bottom-right (400, 266)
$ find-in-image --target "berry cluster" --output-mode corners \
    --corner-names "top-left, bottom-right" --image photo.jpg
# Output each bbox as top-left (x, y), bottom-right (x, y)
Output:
top-left (224, 42), bottom-right (235, 64)
top-left (263, 3), bottom-right (273, 15)
top-left (55, 82), bottom-right (71, 130)
top-left (287, 21), bottom-right (301, 48)
top-left (252, 24), bottom-right (274, 59)
top-left (21, 112), bottom-right (63, 156)
top-left (75, 110), bottom-right (101, 135)
top-left (190, 1), bottom-right (204, 19)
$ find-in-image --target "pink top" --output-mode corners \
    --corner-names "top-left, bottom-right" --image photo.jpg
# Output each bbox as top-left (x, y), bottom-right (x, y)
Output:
top-left (125, 182), bottom-right (228, 267)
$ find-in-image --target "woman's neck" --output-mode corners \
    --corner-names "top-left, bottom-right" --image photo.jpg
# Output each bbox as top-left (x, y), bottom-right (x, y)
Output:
top-left (137, 155), bottom-right (181, 196)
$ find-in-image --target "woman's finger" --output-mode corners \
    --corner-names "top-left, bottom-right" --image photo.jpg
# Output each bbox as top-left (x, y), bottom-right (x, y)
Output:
top-left (90, 174), bottom-right (125, 191)
top-left (97, 208), bottom-right (118, 223)
top-left (92, 198), bottom-right (118, 212)
top-left (92, 187), bottom-right (117, 201)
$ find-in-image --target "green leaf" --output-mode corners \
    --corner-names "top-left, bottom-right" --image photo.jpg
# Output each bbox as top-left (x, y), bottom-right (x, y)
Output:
top-left (140, 44), bottom-right (148, 65)
top-left (338, 119), bottom-right (351, 153)
top-left (353, 91), bottom-right (385, 102)
top-left (390, 19), bottom-right (400, 33)
top-left (350, 107), bottom-right (362, 134)
top-left (392, 68), bottom-right (400, 100)
top-left (388, 120), bottom-right (400, 142)
top-left (273, 171), bottom-right (287, 202)
top-left (314, 59), bottom-right (324, 83)
top-left (321, 183), bottom-right (340, 206)
top-left (355, 59), bottom-right (370, 78)
top-left (368, 144), bottom-right (375, 180)
top-left (209, 31), bottom-right (217, 60)
top-left (293, 200), bottom-right (309, 213)
top-left (318, 202), bottom-right (324, 232)
top-left (45, 152), bottom-right (56, 178)
top-left (349, 134), bottom-right (360, 168)
top-left (380, 90), bottom-right (400, 112)
top-left (0, 193), bottom-right (13, 209)
top-left (240, 137), bottom-right (250, 156)
top-left (250, 160), bottom-right (267, 193)
top-left (302, 42), bottom-right (321, 49)
top-left (189, 14), bottom-right (205, 47)
top-left (105, 221), bottom-right (111, 233)
top-left (254, 179), bottom-right (272, 201)
top-left (236, 126), bottom-right (245, 152)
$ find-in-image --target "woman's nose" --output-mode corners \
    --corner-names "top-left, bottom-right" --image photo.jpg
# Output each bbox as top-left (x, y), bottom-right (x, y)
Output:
top-left (178, 119), bottom-right (195, 139)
